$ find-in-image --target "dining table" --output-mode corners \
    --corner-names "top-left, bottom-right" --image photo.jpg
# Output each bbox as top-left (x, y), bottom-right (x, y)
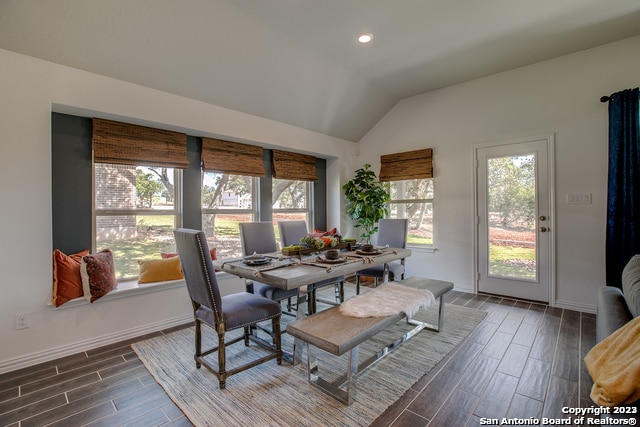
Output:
top-left (213, 246), bottom-right (411, 363)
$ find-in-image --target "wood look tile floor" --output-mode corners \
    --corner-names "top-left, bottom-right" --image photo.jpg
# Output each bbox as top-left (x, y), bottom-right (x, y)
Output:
top-left (0, 290), bottom-right (615, 426)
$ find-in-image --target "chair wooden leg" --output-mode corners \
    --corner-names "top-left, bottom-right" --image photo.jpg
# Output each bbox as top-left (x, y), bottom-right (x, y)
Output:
top-left (243, 326), bottom-right (250, 346)
top-left (218, 330), bottom-right (227, 389)
top-left (356, 275), bottom-right (361, 294)
top-left (194, 320), bottom-right (202, 369)
top-left (309, 289), bottom-right (317, 314)
top-left (334, 282), bottom-right (343, 303)
top-left (272, 317), bottom-right (283, 365)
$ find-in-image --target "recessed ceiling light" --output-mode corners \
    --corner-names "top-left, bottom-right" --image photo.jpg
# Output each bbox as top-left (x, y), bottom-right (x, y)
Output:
top-left (357, 33), bottom-right (373, 44)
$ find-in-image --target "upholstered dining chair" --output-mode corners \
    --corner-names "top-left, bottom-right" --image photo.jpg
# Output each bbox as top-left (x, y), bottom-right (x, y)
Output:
top-left (173, 228), bottom-right (282, 389)
top-left (238, 222), bottom-right (300, 314)
top-left (278, 220), bottom-right (345, 313)
top-left (355, 218), bottom-right (409, 294)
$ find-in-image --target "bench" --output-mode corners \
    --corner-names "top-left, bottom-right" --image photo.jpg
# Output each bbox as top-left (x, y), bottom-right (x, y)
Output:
top-left (286, 277), bottom-right (454, 405)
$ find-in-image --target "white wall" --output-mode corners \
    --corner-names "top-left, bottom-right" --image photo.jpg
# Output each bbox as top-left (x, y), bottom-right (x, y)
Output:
top-left (0, 48), bottom-right (355, 373)
top-left (358, 35), bottom-right (640, 312)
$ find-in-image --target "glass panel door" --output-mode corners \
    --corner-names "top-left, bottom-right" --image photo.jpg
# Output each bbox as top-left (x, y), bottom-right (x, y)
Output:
top-left (476, 137), bottom-right (552, 302)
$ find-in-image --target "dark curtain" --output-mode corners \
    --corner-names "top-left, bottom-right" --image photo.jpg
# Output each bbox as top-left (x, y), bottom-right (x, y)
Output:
top-left (606, 87), bottom-right (640, 288)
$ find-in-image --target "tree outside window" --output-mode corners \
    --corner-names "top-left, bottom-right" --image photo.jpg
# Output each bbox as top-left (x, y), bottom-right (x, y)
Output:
top-left (95, 164), bottom-right (179, 280)
top-left (272, 179), bottom-right (311, 243)
top-left (201, 172), bottom-right (257, 259)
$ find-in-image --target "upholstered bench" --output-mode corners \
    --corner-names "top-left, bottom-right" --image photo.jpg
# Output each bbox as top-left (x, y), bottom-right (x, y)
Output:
top-left (286, 277), bottom-right (453, 405)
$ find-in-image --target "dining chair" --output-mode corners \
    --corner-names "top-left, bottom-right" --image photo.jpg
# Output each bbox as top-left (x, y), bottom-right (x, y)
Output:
top-left (278, 220), bottom-right (345, 313)
top-left (355, 218), bottom-right (409, 294)
top-left (239, 222), bottom-right (300, 314)
top-left (173, 228), bottom-right (282, 389)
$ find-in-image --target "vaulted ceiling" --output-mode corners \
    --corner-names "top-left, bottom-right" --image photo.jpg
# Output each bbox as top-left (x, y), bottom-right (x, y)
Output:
top-left (1, 0), bottom-right (640, 141)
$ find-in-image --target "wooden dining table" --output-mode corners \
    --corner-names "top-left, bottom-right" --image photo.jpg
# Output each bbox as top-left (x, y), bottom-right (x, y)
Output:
top-left (213, 246), bottom-right (411, 362)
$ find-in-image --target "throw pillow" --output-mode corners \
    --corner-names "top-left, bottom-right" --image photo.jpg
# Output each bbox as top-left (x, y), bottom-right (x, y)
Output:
top-left (311, 227), bottom-right (338, 237)
top-left (52, 249), bottom-right (90, 307)
top-left (622, 254), bottom-right (640, 317)
top-left (161, 248), bottom-right (217, 261)
top-left (138, 256), bottom-right (184, 284)
top-left (80, 249), bottom-right (118, 303)
top-left (161, 248), bottom-right (218, 271)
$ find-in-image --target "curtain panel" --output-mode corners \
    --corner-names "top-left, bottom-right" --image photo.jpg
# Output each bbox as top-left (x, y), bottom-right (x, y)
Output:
top-left (606, 87), bottom-right (640, 288)
top-left (92, 118), bottom-right (189, 168)
top-left (379, 148), bottom-right (433, 182)
top-left (201, 138), bottom-right (265, 177)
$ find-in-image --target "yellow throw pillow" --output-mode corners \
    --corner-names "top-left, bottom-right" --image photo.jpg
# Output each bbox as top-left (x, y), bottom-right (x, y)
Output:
top-left (138, 257), bottom-right (183, 284)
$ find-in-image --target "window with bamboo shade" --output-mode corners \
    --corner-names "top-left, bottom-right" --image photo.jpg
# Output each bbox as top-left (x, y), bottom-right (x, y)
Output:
top-left (381, 148), bottom-right (434, 247)
top-left (272, 150), bottom-right (318, 181)
top-left (201, 137), bottom-right (265, 176)
top-left (92, 118), bottom-right (188, 168)
top-left (379, 148), bottom-right (432, 182)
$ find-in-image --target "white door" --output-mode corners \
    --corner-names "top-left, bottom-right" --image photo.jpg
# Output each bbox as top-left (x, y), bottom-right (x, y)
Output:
top-left (475, 136), bottom-right (554, 302)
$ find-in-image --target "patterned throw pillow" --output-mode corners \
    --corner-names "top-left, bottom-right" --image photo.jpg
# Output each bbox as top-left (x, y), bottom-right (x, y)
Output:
top-left (80, 249), bottom-right (118, 303)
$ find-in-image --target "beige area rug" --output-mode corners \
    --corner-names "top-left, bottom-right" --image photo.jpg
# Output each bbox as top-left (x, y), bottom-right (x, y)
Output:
top-left (132, 293), bottom-right (485, 427)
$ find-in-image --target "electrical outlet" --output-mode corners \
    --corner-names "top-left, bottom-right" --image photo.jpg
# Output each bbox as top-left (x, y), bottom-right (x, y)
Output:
top-left (15, 313), bottom-right (29, 330)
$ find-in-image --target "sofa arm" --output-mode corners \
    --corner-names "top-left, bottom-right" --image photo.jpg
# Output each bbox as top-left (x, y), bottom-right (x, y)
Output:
top-left (596, 286), bottom-right (633, 342)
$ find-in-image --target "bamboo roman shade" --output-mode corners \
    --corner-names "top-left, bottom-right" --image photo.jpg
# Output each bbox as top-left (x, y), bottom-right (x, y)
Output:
top-left (272, 150), bottom-right (318, 181)
top-left (201, 137), bottom-right (265, 177)
top-left (92, 118), bottom-right (189, 168)
top-left (379, 148), bottom-right (433, 181)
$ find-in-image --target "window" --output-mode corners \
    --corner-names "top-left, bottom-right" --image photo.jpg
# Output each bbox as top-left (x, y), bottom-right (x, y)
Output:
top-left (52, 113), bottom-right (329, 285)
top-left (201, 172), bottom-right (258, 259)
top-left (380, 148), bottom-right (434, 247)
top-left (95, 164), bottom-right (181, 280)
top-left (272, 179), bottom-right (312, 243)
top-left (387, 179), bottom-right (434, 246)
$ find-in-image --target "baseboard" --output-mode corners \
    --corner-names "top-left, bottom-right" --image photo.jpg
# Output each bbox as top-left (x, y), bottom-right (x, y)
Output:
top-left (453, 284), bottom-right (474, 293)
top-left (0, 314), bottom-right (193, 375)
top-left (553, 299), bottom-right (597, 314)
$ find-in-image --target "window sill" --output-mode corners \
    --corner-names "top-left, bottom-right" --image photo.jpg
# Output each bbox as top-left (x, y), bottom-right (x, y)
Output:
top-left (406, 245), bottom-right (438, 254)
top-left (50, 278), bottom-right (186, 310)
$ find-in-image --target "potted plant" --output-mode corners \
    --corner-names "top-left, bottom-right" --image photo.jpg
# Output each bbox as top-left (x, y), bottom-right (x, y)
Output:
top-left (343, 163), bottom-right (390, 244)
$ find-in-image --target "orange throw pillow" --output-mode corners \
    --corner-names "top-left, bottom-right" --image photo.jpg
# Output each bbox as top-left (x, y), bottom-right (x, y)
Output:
top-left (138, 257), bottom-right (184, 284)
top-left (161, 248), bottom-right (218, 271)
top-left (52, 249), bottom-right (90, 307)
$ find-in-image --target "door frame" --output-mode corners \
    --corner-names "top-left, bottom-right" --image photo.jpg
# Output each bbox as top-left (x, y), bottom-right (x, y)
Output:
top-left (472, 134), bottom-right (556, 305)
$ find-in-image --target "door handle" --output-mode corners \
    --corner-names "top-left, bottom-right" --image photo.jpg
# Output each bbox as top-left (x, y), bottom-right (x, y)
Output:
top-left (540, 226), bottom-right (548, 232)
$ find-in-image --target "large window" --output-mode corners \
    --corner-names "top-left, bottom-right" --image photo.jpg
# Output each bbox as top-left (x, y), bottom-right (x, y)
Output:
top-left (201, 172), bottom-right (258, 259)
top-left (387, 179), bottom-right (434, 246)
top-left (52, 113), bottom-right (329, 285)
top-left (95, 164), bottom-right (180, 280)
top-left (272, 179), bottom-right (312, 245)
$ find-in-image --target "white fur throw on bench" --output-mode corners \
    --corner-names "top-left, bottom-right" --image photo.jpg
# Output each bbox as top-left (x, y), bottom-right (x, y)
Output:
top-left (338, 282), bottom-right (435, 318)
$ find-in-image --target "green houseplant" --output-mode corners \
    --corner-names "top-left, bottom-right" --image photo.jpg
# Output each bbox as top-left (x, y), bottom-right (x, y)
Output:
top-left (343, 164), bottom-right (391, 243)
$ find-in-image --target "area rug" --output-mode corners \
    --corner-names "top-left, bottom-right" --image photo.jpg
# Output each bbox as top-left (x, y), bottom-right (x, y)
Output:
top-left (132, 298), bottom-right (485, 427)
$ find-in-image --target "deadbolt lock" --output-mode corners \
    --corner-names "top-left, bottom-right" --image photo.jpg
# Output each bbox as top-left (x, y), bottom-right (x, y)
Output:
top-left (539, 215), bottom-right (547, 221)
